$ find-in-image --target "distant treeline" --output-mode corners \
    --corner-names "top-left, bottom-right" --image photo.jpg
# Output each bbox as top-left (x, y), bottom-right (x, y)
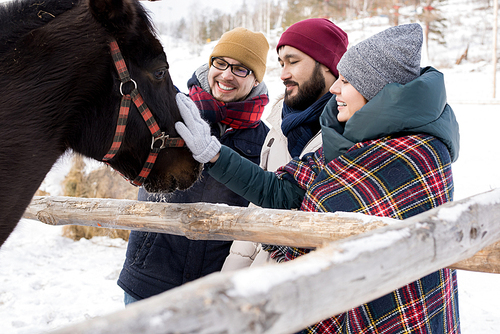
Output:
top-left (158, 0), bottom-right (468, 46)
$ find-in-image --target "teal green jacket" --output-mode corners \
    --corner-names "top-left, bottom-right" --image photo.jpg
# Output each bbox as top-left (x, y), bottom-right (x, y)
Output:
top-left (207, 66), bottom-right (460, 210)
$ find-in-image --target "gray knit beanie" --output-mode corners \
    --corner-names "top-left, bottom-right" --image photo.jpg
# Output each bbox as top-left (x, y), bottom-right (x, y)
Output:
top-left (337, 23), bottom-right (423, 101)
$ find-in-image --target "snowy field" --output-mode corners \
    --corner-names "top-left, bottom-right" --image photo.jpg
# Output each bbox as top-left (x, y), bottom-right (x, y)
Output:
top-left (2, 0), bottom-right (500, 333)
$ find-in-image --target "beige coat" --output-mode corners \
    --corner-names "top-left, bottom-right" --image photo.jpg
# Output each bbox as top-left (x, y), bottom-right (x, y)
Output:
top-left (221, 97), bottom-right (322, 272)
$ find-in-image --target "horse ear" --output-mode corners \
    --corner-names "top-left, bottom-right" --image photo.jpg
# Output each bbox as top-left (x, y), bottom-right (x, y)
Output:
top-left (88, 0), bottom-right (137, 33)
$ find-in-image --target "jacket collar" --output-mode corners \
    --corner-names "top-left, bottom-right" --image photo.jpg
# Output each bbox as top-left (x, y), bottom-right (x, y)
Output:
top-left (266, 97), bottom-right (284, 128)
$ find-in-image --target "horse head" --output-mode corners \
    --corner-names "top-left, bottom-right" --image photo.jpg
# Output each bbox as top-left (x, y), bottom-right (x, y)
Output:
top-left (83, 0), bottom-right (202, 193)
top-left (0, 0), bottom-right (202, 247)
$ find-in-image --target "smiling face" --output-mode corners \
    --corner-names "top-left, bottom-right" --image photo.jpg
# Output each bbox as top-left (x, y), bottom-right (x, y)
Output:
top-left (329, 74), bottom-right (367, 122)
top-left (278, 45), bottom-right (335, 110)
top-left (208, 57), bottom-right (258, 102)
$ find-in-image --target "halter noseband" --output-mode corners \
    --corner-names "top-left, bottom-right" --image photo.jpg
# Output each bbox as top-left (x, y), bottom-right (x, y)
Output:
top-left (103, 39), bottom-right (185, 187)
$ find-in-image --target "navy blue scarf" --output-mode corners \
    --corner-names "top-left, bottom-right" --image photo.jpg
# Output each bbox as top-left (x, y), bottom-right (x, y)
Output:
top-left (281, 92), bottom-right (332, 158)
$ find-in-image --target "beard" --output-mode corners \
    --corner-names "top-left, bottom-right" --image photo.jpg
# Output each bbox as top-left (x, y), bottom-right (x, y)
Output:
top-left (284, 62), bottom-right (326, 110)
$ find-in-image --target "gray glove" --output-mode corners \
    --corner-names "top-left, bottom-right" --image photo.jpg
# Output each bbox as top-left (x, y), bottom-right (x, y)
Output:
top-left (175, 93), bottom-right (221, 164)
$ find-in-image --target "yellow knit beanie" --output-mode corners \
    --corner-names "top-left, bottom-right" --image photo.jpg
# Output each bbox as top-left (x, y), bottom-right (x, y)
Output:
top-left (209, 27), bottom-right (269, 83)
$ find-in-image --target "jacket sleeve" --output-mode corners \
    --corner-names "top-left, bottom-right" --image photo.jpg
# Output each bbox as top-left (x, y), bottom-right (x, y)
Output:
top-left (206, 146), bottom-right (305, 209)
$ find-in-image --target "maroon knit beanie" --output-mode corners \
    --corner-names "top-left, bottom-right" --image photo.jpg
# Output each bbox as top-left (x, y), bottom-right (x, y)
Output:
top-left (277, 18), bottom-right (348, 78)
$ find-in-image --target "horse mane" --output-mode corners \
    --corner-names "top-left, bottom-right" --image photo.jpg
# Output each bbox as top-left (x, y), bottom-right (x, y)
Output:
top-left (0, 0), bottom-right (157, 56)
top-left (0, 0), bottom-right (78, 55)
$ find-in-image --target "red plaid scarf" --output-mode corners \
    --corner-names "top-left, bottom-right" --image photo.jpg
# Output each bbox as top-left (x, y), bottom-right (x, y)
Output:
top-left (188, 85), bottom-right (268, 129)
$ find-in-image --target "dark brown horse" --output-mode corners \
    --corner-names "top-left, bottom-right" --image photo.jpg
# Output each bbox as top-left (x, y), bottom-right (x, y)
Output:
top-left (0, 0), bottom-right (202, 246)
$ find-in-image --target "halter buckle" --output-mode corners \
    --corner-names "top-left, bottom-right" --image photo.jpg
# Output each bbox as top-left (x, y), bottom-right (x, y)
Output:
top-left (152, 132), bottom-right (168, 150)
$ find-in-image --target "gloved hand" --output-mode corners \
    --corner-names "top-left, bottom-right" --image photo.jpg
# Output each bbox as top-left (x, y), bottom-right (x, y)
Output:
top-left (175, 93), bottom-right (221, 164)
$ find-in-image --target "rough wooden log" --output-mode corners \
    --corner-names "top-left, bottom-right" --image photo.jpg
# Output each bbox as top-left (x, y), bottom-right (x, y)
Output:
top-left (49, 189), bottom-right (500, 334)
top-left (23, 196), bottom-right (393, 248)
top-left (450, 242), bottom-right (500, 273)
top-left (24, 194), bottom-right (500, 274)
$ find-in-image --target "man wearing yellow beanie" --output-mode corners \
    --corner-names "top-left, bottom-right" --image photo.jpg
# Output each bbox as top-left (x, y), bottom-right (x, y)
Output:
top-left (118, 28), bottom-right (271, 305)
top-left (208, 27), bottom-right (268, 101)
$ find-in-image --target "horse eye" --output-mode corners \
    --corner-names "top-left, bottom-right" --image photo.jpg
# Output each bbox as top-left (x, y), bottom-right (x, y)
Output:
top-left (154, 67), bottom-right (167, 80)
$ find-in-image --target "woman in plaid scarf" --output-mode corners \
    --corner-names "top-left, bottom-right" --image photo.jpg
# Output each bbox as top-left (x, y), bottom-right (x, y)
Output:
top-left (175, 23), bottom-right (460, 334)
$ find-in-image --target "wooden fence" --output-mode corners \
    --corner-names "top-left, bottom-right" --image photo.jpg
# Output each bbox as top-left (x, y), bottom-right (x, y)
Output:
top-left (23, 188), bottom-right (500, 333)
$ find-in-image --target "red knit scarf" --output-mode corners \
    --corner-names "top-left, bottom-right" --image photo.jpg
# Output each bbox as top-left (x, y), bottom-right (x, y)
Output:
top-left (188, 85), bottom-right (268, 129)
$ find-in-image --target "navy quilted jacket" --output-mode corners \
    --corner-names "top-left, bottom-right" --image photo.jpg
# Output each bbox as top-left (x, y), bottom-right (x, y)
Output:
top-left (117, 68), bottom-right (269, 300)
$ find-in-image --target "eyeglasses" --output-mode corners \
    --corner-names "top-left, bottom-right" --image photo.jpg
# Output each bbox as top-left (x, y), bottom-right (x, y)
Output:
top-left (211, 57), bottom-right (253, 78)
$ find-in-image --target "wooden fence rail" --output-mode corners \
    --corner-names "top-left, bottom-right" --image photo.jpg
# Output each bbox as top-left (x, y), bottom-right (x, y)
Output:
top-left (28, 188), bottom-right (500, 334)
top-left (24, 194), bottom-right (500, 274)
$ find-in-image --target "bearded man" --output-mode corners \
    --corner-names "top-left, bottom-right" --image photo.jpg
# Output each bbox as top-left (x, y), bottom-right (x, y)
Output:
top-left (261, 18), bottom-right (348, 170)
top-left (222, 18), bottom-right (349, 270)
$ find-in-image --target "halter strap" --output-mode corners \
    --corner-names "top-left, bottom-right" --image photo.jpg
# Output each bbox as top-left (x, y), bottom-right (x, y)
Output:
top-left (103, 39), bottom-right (185, 187)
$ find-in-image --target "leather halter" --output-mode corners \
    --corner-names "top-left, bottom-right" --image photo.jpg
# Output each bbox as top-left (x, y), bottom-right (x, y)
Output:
top-left (103, 39), bottom-right (185, 187)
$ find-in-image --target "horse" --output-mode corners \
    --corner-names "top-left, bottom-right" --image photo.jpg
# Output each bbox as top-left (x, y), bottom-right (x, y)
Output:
top-left (0, 0), bottom-right (203, 247)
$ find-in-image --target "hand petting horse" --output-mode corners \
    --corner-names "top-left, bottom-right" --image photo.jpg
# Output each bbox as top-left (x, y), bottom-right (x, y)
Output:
top-left (0, 0), bottom-right (202, 247)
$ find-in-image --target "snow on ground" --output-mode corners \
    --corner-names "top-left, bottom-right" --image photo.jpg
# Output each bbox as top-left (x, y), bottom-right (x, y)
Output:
top-left (0, 223), bottom-right (127, 333)
top-left (1, 0), bottom-right (500, 332)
